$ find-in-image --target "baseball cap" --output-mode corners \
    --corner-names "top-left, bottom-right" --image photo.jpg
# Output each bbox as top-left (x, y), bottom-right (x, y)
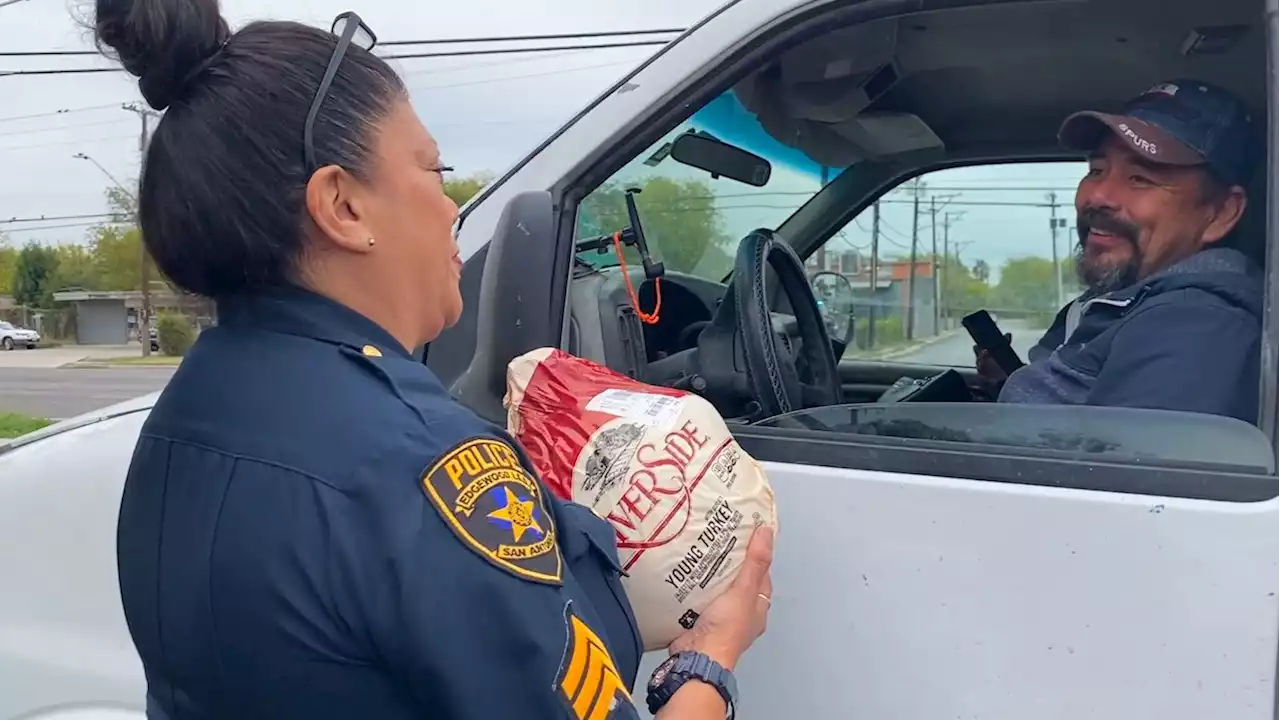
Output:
top-left (1058, 79), bottom-right (1259, 187)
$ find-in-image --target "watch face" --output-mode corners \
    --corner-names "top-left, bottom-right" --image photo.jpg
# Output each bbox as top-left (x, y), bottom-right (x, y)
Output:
top-left (649, 655), bottom-right (678, 690)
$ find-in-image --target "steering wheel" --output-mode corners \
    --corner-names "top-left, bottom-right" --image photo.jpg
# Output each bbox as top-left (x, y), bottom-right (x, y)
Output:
top-left (690, 230), bottom-right (843, 418)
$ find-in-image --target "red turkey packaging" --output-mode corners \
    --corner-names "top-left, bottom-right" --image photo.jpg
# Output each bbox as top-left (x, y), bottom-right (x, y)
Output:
top-left (505, 347), bottom-right (778, 650)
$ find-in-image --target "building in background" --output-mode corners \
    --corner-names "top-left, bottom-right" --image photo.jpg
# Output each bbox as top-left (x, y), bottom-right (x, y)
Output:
top-left (805, 251), bottom-right (938, 339)
top-left (51, 289), bottom-right (214, 345)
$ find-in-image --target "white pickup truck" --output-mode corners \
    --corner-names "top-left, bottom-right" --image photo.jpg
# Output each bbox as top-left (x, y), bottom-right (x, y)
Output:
top-left (1, 0), bottom-right (1276, 717)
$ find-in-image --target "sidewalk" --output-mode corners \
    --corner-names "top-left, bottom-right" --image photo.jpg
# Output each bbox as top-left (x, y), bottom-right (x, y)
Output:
top-left (65, 355), bottom-right (183, 368)
top-left (0, 344), bottom-right (138, 369)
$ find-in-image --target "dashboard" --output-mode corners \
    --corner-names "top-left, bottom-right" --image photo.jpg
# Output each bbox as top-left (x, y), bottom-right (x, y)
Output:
top-left (567, 265), bottom-right (726, 379)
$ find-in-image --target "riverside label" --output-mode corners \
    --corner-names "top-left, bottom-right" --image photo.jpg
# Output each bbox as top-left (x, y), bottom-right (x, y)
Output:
top-left (506, 347), bottom-right (778, 649)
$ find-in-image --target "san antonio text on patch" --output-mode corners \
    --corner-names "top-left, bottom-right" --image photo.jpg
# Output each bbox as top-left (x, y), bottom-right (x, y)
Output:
top-left (421, 437), bottom-right (563, 585)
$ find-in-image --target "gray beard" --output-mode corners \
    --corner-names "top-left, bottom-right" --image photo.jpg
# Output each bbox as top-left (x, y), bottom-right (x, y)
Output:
top-left (1074, 242), bottom-right (1141, 294)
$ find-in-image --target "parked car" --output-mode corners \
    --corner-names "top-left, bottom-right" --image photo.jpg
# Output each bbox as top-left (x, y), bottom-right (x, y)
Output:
top-left (0, 320), bottom-right (39, 350)
top-left (1, 0), bottom-right (1276, 718)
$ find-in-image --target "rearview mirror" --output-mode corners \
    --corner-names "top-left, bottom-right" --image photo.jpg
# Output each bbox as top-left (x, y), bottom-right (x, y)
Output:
top-left (670, 132), bottom-right (772, 187)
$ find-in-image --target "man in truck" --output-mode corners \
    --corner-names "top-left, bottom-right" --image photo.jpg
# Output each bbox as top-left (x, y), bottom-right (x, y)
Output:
top-left (977, 79), bottom-right (1264, 424)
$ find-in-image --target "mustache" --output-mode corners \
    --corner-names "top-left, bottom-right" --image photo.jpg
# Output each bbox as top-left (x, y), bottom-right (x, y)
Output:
top-left (1077, 207), bottom-right (1139, 245)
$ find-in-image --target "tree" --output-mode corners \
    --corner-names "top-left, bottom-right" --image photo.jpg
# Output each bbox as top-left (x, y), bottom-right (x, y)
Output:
top-left (70, 185), bottom-right (164, 293)
top-left (51, 244), bottom-right (98, 291)
top-left (937, 254), bottom-right (990, 317)
top-left (11, 242), bottom-right (60, 308)
top-left (972, 259), bottom-right (991, 283)
top-left (0, 235), bottom-right (15, 296)
top-left (105, 185), bottom-right (136, 221)
top-left (443, 173), bottom-right (492, 207)
top-left (90, 225), bottom-right (158, 291)
top-left (991, 256), bottom-right (1060, 315)
top-left (156, 312), bottom-right (196, 356)
top-left (578, 177), bottom-right (731, 276)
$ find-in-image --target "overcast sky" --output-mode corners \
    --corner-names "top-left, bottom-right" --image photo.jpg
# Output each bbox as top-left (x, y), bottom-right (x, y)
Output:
top-left (0, 0), bottom-right (718, 244)
top-left (1, 0), bottom-right (1089, 279)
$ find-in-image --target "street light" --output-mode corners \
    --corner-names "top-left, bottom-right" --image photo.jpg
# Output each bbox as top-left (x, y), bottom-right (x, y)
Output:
top-left (72, 152), bottom-right (152, 356)
top-left (72, 153), bottom-right (134, 203)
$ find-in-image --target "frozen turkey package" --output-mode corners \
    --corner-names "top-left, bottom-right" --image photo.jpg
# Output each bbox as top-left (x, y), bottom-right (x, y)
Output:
top-left (504, 347), bottom-right (777, 650)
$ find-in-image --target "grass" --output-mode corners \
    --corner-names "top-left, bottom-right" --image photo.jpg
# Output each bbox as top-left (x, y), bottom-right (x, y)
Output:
top-left (0, 412), bottom-right (51, 439)
top-left (98, 355), bottom-right (184, 366)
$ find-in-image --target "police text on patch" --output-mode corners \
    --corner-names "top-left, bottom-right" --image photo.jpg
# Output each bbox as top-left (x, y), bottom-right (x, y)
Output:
top-left (421, 437), bottom-right (563, 585)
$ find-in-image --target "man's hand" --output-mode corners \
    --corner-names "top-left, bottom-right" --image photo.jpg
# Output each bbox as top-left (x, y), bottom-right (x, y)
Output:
top-left (974, 332), bottom-right (1013, 389)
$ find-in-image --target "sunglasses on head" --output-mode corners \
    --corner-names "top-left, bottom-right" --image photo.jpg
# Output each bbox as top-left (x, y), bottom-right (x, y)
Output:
top-left (303, 12), bottom-right (456, 178)
top-left (302, 11), bottom-right (378, 175)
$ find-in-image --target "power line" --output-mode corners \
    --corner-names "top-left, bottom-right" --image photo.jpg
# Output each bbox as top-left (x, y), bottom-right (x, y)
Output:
top-left (1, 220), bottom-right (110, 234)
top-left (2, 39), bottom-right (665, 76)
top-left (0, 103), bottom-right (121, 125)
top-left (0, 28), bottom-right (683, 57)
top-left (0, 67), bottom-right (117, 78)
top-left (0, 59), bottom-right (633, 152)
top-left (0, 51), bottom-right (591, 124)
top-left (406, 58), bottom-right (637, 92)
top-left (383, 39), bottom-right (667, 61)
top-left (0, 117), bottom-right (131, 140)
top-left (381, 28), bottom-right (681, 46)
top-left (1, 212), bottom-right (116, 225)
top-left (0, 131), bottom-right (136, 154)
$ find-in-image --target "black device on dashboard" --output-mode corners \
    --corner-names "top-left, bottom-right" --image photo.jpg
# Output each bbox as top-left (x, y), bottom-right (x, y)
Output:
top-left (878, 368), bottom-right (972, 403)
top-left (962, 310), bottom-right (1025, 375)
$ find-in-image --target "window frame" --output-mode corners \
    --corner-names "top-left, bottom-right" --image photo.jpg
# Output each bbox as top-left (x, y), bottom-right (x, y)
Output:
top-left (543, 0), bottom-right (1277, 502)
top-left (789, 158), bottom-right (1090, 362)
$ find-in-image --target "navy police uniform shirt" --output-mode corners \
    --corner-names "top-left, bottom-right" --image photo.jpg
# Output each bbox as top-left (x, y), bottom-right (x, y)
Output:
top-left (117, 285), bottom-right (645, 720)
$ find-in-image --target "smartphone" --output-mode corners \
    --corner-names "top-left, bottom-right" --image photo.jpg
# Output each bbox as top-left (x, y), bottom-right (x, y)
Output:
top-left (962, 310), bottom-right (1025, 375)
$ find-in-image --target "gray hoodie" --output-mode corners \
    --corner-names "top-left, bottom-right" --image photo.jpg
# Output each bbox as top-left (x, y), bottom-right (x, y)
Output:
top-left (999, 247), bottom-right (1264, 424)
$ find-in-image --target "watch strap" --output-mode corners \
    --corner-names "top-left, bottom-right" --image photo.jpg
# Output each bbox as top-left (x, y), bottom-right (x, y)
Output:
top-left (646, 651), bottom-right (738, 718)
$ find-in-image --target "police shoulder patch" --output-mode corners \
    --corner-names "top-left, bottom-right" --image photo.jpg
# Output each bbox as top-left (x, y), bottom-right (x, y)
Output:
top-left (421, 436), bottom-right (563, 585)
top-left (556, 601), bottom-right (637, 720)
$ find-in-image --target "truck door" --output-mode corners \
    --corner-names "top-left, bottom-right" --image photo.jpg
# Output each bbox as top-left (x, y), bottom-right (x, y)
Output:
top-left (433, 0), bottom-right (1280, 716)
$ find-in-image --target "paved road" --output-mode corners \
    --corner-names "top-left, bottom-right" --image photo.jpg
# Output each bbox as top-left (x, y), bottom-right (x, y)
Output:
top-left (897, 318), bottom-right (1047, 367)
top-left (0, 368), bottom-right (175, 420)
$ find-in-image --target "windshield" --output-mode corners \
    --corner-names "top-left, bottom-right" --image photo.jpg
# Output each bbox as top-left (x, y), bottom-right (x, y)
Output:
top-left (0, 322), bottom-right (12, 330)
top-left (575, 89), bottom-right (840, 282)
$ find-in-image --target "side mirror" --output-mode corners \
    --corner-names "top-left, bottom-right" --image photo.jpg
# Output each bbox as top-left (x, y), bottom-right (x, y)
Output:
top-left (670, 132), bottom-right (772, 187)
top-left (450, 191), bottom-right (563, 422)
top-left (808, 271), bottom-right (856, 348)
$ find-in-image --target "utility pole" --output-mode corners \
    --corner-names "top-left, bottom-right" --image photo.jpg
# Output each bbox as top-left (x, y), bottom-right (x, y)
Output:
top-left (868, 200), bottom-right (880, 349)
top-left (930, 196), bottom-right (940, 335)
top-left (124, 103), bottom-right (160, 356)
top-left (906, 178), bottom-right (922, 341)
top-left (814, 166), bottom-right (829, 272)
top-left (939, 210), bottom-right (965, 324)
top-left (1047, 191), bottom-right (1064, 310)
top-left (941, 212), bottom-right (950, 323)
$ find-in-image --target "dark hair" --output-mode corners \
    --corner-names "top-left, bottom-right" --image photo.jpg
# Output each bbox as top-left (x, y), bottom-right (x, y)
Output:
top-left (93, 0), bottom-right (405, 299)
top-left (1195, 165), bottom-right (1261, 259)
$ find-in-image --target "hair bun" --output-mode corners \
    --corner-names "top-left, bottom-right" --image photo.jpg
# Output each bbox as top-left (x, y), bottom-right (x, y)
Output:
top-left (94, 0), bottom-right (231, 110)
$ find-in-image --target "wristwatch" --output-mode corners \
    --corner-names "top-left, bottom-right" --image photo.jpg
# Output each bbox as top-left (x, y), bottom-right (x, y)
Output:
top-left (645, 650), bottom-right (739, 718)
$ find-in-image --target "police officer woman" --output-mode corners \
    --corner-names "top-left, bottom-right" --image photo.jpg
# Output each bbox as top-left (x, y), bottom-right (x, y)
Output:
top-left (97, 0), bottom-right (773, 718)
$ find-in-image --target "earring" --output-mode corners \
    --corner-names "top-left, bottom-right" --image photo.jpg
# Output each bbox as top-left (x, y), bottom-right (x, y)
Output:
top-left (367, 237), bottom-right (376, 247)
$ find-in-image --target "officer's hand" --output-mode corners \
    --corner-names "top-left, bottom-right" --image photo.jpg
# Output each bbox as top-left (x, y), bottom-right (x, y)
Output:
top-left (666, 523), bottom-right (774, 671)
